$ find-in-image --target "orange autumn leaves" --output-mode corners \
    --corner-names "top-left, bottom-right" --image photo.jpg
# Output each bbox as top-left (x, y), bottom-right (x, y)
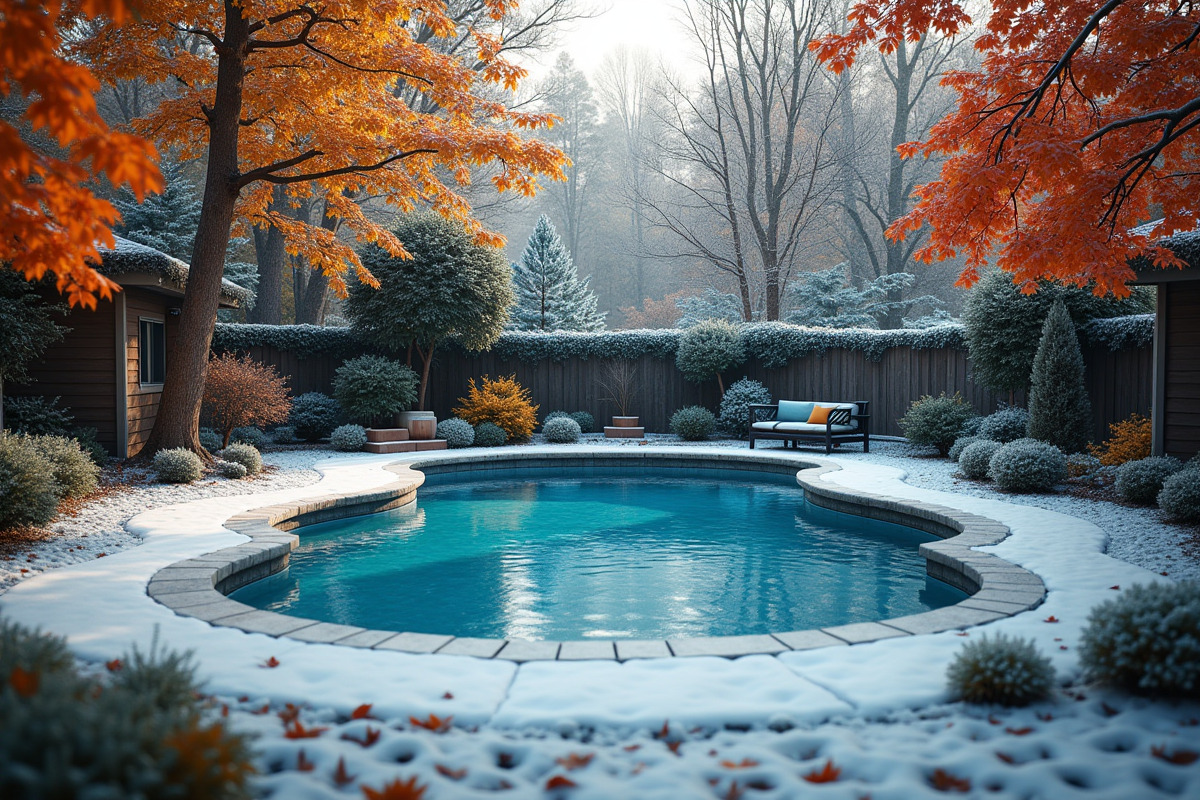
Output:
top-left (0, 0), bottom-right (162, 308)
top-left (812, 0), bottom-right (1200, 296)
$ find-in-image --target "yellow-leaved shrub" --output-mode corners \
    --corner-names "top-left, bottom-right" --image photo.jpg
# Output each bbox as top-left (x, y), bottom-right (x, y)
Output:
top-left (1088, 413), bottom-right (1152, 466)
top-left (452, 375), bottom-right (539, 442)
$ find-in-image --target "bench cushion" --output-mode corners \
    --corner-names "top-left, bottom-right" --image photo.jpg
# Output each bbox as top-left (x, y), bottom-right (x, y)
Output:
top-left (777, 400), bottom-right (815, 422)
top-left (751, 421), bottom-right (859, 434)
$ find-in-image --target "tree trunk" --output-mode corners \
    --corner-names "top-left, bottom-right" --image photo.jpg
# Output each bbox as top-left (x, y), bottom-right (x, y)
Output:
top-left (416, 341), bottom-right (436, 410)
top-left (249, 190), bottom-right (285, 325)
top-left (882, 39), bottom-right (915, 330)
top-left (143, 3), bottom-right (249, 456)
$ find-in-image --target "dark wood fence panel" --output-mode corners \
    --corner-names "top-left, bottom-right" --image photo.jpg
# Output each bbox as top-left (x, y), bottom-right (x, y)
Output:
top-left (247, 342), bottom-right (1152, 440)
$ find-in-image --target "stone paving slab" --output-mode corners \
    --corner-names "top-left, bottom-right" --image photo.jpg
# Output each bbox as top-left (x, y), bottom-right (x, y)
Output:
top-left (616, 640), bottom-right (672, 660)
top-left (558, 641), bottom-right (618, 661)
top-left (668, 635), bottom-right (788, 657)
top-left (436, 638), bottom-right (507, 658)
top-left (373, 632), bottom-right (454, 653)
top-left (495, 640), bottom-right (562, 662)
top-left (771, 630), bottom-right (847, 650)
top-left (822, 621), bottom-right (908, 645)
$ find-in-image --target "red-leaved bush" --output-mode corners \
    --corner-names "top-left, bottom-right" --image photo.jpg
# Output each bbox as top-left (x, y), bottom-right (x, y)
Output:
top-left (202, 354), bottom-right (291, 448)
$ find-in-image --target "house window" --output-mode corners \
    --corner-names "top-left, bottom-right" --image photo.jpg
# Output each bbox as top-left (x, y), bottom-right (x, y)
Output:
top-left (139, 318), bottom-right (166, 385)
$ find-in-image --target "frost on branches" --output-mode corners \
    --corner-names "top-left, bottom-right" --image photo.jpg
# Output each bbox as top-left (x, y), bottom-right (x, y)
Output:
top-left (784, 264), bottom-right (941, 329)
top-left (510, 216), bottom-right (605, 332)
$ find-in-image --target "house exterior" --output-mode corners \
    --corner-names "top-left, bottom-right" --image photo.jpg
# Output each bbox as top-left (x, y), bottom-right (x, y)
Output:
top-left (8, 237), bottom-right (248, 458)
top-left (1132, 226), bottom-right (1200, 460)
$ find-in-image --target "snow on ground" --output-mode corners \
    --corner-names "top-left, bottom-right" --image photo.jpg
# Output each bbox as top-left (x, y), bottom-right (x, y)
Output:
top-left (3, 440), bottom-right (1199, 799)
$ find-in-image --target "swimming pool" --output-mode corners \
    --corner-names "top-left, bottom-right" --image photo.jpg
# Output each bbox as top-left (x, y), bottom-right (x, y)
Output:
top-left (230, 467), bottom-right (966, 640)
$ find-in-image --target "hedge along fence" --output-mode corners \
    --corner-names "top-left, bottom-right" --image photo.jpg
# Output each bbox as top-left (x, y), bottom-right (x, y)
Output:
top-left (212, 317), bottom-right (1153, 440)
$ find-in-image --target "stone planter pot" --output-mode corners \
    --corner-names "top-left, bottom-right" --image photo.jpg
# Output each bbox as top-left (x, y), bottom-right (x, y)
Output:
top-left (604, 415), bottom-right (645, 439)
top-left (399, 410), bottom-right (437, 440)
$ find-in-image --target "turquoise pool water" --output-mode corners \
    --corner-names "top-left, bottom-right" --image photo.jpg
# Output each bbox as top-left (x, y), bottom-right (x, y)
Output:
top-left (231, 468), bottom-right (966, 640)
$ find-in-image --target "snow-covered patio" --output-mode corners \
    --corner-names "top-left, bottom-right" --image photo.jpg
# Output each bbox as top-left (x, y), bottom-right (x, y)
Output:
top-left (2, 443), bottom-right (1198, 798)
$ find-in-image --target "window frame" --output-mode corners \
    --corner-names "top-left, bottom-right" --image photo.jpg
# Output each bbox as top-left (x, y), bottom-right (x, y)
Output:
top-left (138, 316), bottom-right (166, 388)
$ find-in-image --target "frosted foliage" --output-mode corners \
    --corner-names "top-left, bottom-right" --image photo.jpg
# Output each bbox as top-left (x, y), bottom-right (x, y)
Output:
top-left (328, 424), bottom-right (368, 452)
top-left (510, 215), bottom-right (605, 332)
top-left (978, 406), bottom-right (1030, 443)
top-left (670, 406), bottom-right (716, 441)
top-left (785, 264), bottom-right (941, 329)
top-left (948, 435), bottom-right (983, 463)
top-left (987, 438), bottom-right (1067, 492)
top-left (214, 459), bottom-right (247, 479)
top-left (959, 440), bottom-right (1002, 479)
top-left (1158, 469), bottom-right (1200, 522)
top-left (675, 320), bottom-right (745, 385)
top-left (1027, 300), bottom-right (1092, 452)
top-left (436, 418), bottom-right (475, 449)
top-left (219, 443), bottom-right (262, 475)
top-left (542, 416), bottom-right (582, 443)
top-left (1080, 582), bottom-right (1200, 696)
top-left (473, 422), bottom-right (507, 447)
top-left (152, 448), bottom-right (202, 484)
top-left (718, 378), bottom-right (771, 437)
top-left (946, 633), bottom-right (1055, 706)
top-left (898, 392), bottom-right (977, 456)
top-left (1115, 457), bottom-right (1183, 505)
top-left (675, 289), bottom-right (745, 328)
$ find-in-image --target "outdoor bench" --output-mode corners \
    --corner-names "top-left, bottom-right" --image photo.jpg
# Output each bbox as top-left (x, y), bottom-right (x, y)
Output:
top-left (748, 400), bottom-right (871, 454)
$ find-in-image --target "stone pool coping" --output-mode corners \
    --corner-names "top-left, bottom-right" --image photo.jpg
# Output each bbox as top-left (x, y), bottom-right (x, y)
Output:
top-left (148, 450), bottom-right (1045, 660)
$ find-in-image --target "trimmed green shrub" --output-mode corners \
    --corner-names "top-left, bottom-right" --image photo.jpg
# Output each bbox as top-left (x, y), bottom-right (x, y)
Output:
top-left (719, 378), bottom-right (771, 437)
top-left (898, 392), bottom-right (977, 456)
top-left (3, 395), bottom-right (73, 436)
top-left (473, 422), bottom-right (507, 447)
top-left (214, 459), bottom-right (248, 479)
top-left (329, 424), bottom-right (368, 452)
top-left (671, 406), bottom-right (716, 441)
top-left (959, 439), bottom-right (1002, 480)
top-left (199, 427), bottom-right (223, 452)
top-left (1079, 582), bottom-right (1200, 696)
top-left (31, 434), bottom-right (99, 499)
top-left (946, 633), bottom-right (1055, 706)
top-left (332, 355), bottom-right (419, 424)
top-left (220, 443), bottom-right (262, 475)
top-left (960, 415), bottom-right (984, 437)
top-left (289, 392), bottom-right (341, 441)
top-left (0, 432), bottom-right (60, 528)
top-left (1158, 469), bottom-right (1200, 522)
top-left (988, 438), bottom-right (1067, 492)
top-left (436, 418), bottom-right (475, 449)
top-left (978, 406), bottom-right (1030, 443)
top-left (0, 618), bottom-right (256, 798)
top-left (229, 426), bottom-right (269, 450)
top-left (1067, 452), bottom-right (1102, 478)
top-left (1027, 299), bottom-right (1092, 453)
top-left (152, 448), bottom-right (202, 484)
top-left (543, 410), bottom-right (570, 425)
top-left (948, 435), bottom-right (983, 463)
top-left (543, 416), bottom-right (582, 443)
top-left (1115, 456), bottom-right (1183, 505)
top-left (675, 319), bottom-right (745, 392)
top-left (271, 425), bottom-right (297, 444)
top-left (72, 427), bottom-right (107, 466)
top-left (569, 411), bottom-right (595, 433)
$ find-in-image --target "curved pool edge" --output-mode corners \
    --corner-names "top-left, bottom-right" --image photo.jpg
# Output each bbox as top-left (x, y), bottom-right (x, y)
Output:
top-left (147, 450), bottom-right (1045, 660)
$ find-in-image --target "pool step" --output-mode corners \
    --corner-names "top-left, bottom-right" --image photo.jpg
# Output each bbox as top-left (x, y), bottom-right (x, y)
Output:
top-left (366, 428), bottom-right (409, 443)
top-left (604, 426), bottom-right (645, 439)
top-left (364, 439), bottom-right (447, 454)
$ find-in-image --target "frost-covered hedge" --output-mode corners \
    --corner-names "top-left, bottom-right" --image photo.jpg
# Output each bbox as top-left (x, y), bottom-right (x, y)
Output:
top-left (212, 323), bottom-right (363, 359)
top-left (1081, 314), bottom-right (1154, 351)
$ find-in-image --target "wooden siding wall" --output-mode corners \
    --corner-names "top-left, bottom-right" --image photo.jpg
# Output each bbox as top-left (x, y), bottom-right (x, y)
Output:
top-left (125, 289), bottom-right (178, 457)
top-left (240, 342), bottom-right (1152, 441)
top-left (1164, 282), bottom-right (1200, 459)
top-left (6, 294), bottom-right (118, 452)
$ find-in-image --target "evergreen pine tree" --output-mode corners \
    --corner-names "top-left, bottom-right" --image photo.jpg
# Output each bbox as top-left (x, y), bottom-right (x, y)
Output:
top-left (114, 157), bottom-right (202, 260)
top-left (1027, 298), bottom-right (1093, 453)
top-left (784, 264), bottom-right (942, 329)
top-left (511, 215), bottom-right (605, 331)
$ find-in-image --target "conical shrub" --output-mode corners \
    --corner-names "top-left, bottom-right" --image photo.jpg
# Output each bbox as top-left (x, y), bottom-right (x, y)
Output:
top-left (1027, 299), bottom-right (1092, 453)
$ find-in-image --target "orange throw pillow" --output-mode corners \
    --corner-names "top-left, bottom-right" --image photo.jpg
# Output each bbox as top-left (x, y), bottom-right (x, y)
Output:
top-left (807, 405), bottom-right (833, 424)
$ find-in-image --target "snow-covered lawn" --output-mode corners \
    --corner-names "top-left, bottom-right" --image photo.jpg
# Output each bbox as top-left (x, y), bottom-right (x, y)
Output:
top-left (2, 440), bottom-right (1198, 799)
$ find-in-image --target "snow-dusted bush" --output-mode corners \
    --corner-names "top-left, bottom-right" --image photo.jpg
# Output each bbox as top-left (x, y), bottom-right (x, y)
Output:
top-left (332, 355), bottom-right (418, 424)
top-left (0, 618), bottom-right (256, 798)
top-left (543, 410), bottom-right (570, 425)
top-left (718, 378), bottom-right (771, 437)
top-left (569, 411), bottom-right (595, 433)
top-left (1115, 456), bottom-right (1183, 505)
top-left (289, 392), bottom-right (341, 441)
top-left (675, 319), bottom-right (745, 390)
top-left (473, 422), bottom-right (507, 447)
top-left (214, 459), bottom-right (248, 479)
top-left (1082, 313), bottom-right (1154, 351)
top-left (230, 426), bottom-right (269, 450)
top-left (436, 418), bottom-right (475, 449)
top-left (671, 406), bottom-right (716, 441)
top-left (220, 442), bottom-right (262, 475)
top-left (31, 434), bottom-right (99, 500)
top-left (960, 415), bottom-right (984, 437)
top-left (329, 424), bottom-right (368, 452)
top-left (152, 448), bottom-right (202, 484)
top-left (3, 395), bottom-right (73, 436)
top-left (978, 406), bottom-right (1030, 443)
top-left (0, 432), bottom-right (59, 528)
top-left (988, 438), bottom-right (1067, 492)
top-left (1079, 582), bottom-right (1200, 696)
top-left (271, 425), bottom-right (297, 444)
top-left (1027, 299), bottom-right (1092, 453)
top-left (946, 633), bottom-right (1055, 706)
top-left (1158, 470), bottom-right (1200, 522)
top-left (898, 392), bottom-right (977, 456)
top-left (543, 416), bottom-right (582, 443)
top-left (1066, 452), bottom-right (1102, 478)
top-left (959, 440), bottom-right (1002, 480)
top-left (199, 427), bottom-right (223, 452)
top-left (949, 435), bottom-right (983, 463)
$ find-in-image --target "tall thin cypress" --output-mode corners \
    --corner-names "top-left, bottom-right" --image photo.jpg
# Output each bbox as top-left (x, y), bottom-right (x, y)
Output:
top-left (1027, 298), bottom-right (1093, 452)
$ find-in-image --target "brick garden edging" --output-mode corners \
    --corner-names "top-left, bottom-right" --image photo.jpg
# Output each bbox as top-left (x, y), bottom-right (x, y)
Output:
top-left (148, 450), bottom-right (1045, 660)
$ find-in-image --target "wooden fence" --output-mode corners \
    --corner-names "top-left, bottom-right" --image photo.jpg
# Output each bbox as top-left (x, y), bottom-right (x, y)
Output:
top-left (239, 342), bottom-right (1152, 440)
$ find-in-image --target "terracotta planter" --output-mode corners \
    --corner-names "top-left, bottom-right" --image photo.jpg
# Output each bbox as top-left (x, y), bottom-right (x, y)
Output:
top-left (399, 410), bottom-right (437, 440)
top-left (604, 415), bottom-right (645, 439)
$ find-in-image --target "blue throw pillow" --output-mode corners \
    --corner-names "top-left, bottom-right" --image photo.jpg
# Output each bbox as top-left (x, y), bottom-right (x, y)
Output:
top-left (777, 400), bottom-right (815, 423)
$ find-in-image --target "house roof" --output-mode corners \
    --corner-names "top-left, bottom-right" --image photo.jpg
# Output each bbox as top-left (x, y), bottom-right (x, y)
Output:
top-left (96, 236), bottom-right (252, 306)
top-left (1130, 220), bottom-right (1200, 283)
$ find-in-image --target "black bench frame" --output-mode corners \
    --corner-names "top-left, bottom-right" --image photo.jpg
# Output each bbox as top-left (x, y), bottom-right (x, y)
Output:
top-left (747, 401), bottom-right (871, 454)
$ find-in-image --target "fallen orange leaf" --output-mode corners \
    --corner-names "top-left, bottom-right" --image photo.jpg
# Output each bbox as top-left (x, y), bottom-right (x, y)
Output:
top-left (720, 758), bottom-right (760, 770)
top-left (556, 752), bottom-right (595, 770)
top-left (351, 703), bottom-right (376, 720)
top-left (435, 764), bottom-right (468, 780)
top-left (9, 667), bottom-right (39, 698)
top-left (995, 751), bottom-right (1016, 764)
top-left (1043, 616), bottom-right (1059, 623)
top-left (333, 756), bottom-right (357, 787)
top-left (545, 774), bottom-right (577, 789)
top-left (361, 776), bottom-right (427, 799)
top-left (284, 721), bottom-right (328, 739)
top-left (296, 749), bottom-right (315, 772)
top-left (1005, 727), bottom-right (1034, 736)
top-left (342, 727), bottom-right (381, 748)
top-left (261, 656), bottom-right (280, 668)
top-left (1151, 745), bottom-right (1199, 765)
top-left (929, 768), bottom-right (971, 792)
top-left (409, 713), bottom-right (452, 733)
top-left (278, 703), bottom-right (302, 725)
top-left (721, 781), bottom-right (744, 800)
top-left (802, 759), bottom-right (842, 783)
top-left (105, 659), bottom-right (123, 672)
